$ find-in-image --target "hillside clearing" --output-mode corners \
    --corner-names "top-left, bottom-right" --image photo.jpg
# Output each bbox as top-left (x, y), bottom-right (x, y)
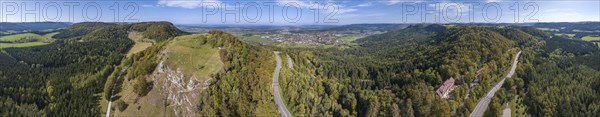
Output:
top-left (126, 32), bottom-right (154, 56)
top-left (337, 35), bottom-right (364, 43)
top-left (0, 32), bottom-right (59, 48)
top-left (113, 34), bottom-right (223, 116)
top-left (0, 42), bottom-right (49, 48)
top-left (582, 36), bottom-right (600, 41)
top-left (240, 34), bottom-right (281, 45)
top-left (0, 32), bottom-right (59, 41)
top-left (164, 34), bottom-right (223, 81)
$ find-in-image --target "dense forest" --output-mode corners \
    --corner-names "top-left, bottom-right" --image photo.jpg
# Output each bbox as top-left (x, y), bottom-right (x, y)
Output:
top-left (531, 22), bottom-right (600, 39)
top-left (1, 22), bottom-right (599, 116)
top-left (274, 25), bottom-right (600, 116)
top-left (197, 30), bottom-right (278, 116)
top-left (0, 22), bottom-right (185, 116)
top-left (0, 22), bottom-right (70, 32)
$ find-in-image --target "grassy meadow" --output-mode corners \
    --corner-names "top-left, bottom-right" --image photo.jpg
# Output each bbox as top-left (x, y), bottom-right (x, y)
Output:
top-left (0, 32), bottom-right (59, 48)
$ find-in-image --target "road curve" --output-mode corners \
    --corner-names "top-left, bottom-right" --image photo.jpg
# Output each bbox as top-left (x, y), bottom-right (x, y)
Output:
top-left (470, 51), bottom-right (521, 117)
top-left (106, 66), bottom-right (129, 117)
top-left (273, 51), bottom-right (292, 117)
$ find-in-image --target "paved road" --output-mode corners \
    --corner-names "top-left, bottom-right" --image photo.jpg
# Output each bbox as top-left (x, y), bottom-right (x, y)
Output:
top-left (470, 51), bottom-right (521, 117)
top-left (501, 104), bottom-right (511, 117)
top-left (273, 51), bottom-right (292, 117)
top-left (106, 66), bottom-right (130, 117)
top-left (106, 75), bottom-right (121, 117)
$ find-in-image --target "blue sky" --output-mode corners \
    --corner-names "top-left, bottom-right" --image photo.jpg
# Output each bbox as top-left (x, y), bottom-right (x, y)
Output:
top-left (1, 0), bottom-right (599, 25)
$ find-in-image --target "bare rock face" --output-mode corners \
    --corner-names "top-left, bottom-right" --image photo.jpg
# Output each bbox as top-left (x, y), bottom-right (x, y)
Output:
top-left (152, 61), bottom-right (211, 116)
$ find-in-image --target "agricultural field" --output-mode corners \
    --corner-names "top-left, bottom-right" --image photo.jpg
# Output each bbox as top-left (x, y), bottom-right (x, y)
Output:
top-left (337, 35), bottom-right (364, 43)
top-left (554, 33), bottom-right (575, 38)
top-left (537, 28), bottom-right (559, 32)
top-left (582, 36), bottom-right (600, 41)
top-left (0, 32), bottom-right (58, 41)
top-left (0, 42), bottom-right (49, 48)
top-left (112, 34), bottom-right (223, 116)
top-left (573, 29), bottom-right (600, 33)
top-left (126, 32), bottom-right (154, 56)
top-left (239, 34), bottom-right (281, 45)
top-left (164, 34), bottom-right (223, 80)
top-left (581, 36), bottom-right (600, 47)
top-left (276, 42), bottom-right (331, 48)
top-left (0, 32), bottom-right (59, 48)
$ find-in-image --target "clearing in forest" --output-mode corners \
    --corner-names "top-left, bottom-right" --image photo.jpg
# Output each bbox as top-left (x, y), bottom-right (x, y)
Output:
top-left (126, 32), bottom-right (154, 56)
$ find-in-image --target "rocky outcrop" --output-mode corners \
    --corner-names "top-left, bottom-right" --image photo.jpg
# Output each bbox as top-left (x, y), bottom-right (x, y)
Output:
top-left (152, 61), bottom-right (210, 116)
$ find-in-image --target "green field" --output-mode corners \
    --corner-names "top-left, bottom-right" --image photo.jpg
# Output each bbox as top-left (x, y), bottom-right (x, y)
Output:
top-left (0, 32), bottom-right (59, 41)
top-left (573, 29), bottom-right (600, 33)
top-left (554, 33), bottom-right (575, 38)
top-left (165, 34), bottom-right (223, 80)
top-left (537, 28), bottom-right (559, 32)
top-left (126, 32), bottom-right (154, 56)
top-left (0, 32), bottom-right (59, 48)
top-left (0, 42), bottom-right (49, 48)
top-left (112, 34), bottom-right (223, 116)
top-left (240, 34), bottom-right (280, 45)
top-left (337, 35), bottom-right (364, 43)
top-left (582, 36), bottom-right (600, 41)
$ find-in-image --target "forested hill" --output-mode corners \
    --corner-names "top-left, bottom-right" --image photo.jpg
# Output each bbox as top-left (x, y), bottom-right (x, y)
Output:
top-left (127, 22), bottom-right (189, 42)
top-left (1, 22), bottom-right (598, 117)
top-left (0, 22), bottom-right (71, 32)
top-left (196, 31), bottom-right (278, 116)
top-left (276, 24), bottom-right (599, 116)
top-left (338, 24), bottom-right (538, 83)
top-left (54, 22), bottom-right (187, 42)
top-left (320, 24), bottom-right (409, 32)
top-left (0, 22), bottom-right (187, 116)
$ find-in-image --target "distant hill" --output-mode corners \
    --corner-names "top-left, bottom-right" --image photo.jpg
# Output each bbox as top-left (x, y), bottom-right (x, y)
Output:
top-left (532, 22), bottom-right (600, 31)
top-left (128, 22), bottom-right (189, 42)
top-left (324, 24), bottom-right (410, 32)
top-left (0, 22), bottom-right (71, 31)
top-left (53, 22), bottom-right (188, 42)
top-left (289, 24), bottom-right (409, 33)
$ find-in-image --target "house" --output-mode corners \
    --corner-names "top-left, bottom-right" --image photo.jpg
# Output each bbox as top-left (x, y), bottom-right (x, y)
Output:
top-left (436, 77), bottom-right (456, 99)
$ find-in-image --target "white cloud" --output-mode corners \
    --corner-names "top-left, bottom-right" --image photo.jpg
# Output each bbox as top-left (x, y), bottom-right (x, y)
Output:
top-left (386, 0), bottom-right (403, 5)
top-left (356, 2), bottom-right (373, 7)
top-left (141, 4), bottom-right (159, 8)
top-left (339, 13), bottom-right (385, 19)
top-left (276, 0), bottom-right (313, 9)
top-left (486, 0), bottom-right (501, 3)
top-left (158, 0), bottom-right (221, 9)
top-left (275, 0), bottom-right (357, 14)
top-left (384, 0), bottom-right (424, 5)
top-left (336, 8), bottom-right (358, 14)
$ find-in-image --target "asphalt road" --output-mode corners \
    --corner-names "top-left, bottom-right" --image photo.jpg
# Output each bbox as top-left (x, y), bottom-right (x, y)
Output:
top-left (273, 51), bottom-right (292, 117)
top-left (470, 51), bottom-right (521, 117)
top-left (106, 75), bottom-right (121, 117)
top-left (501, 104), bottom-right (511, 117)
top-left (105, 66), bottom-right (130, 117)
